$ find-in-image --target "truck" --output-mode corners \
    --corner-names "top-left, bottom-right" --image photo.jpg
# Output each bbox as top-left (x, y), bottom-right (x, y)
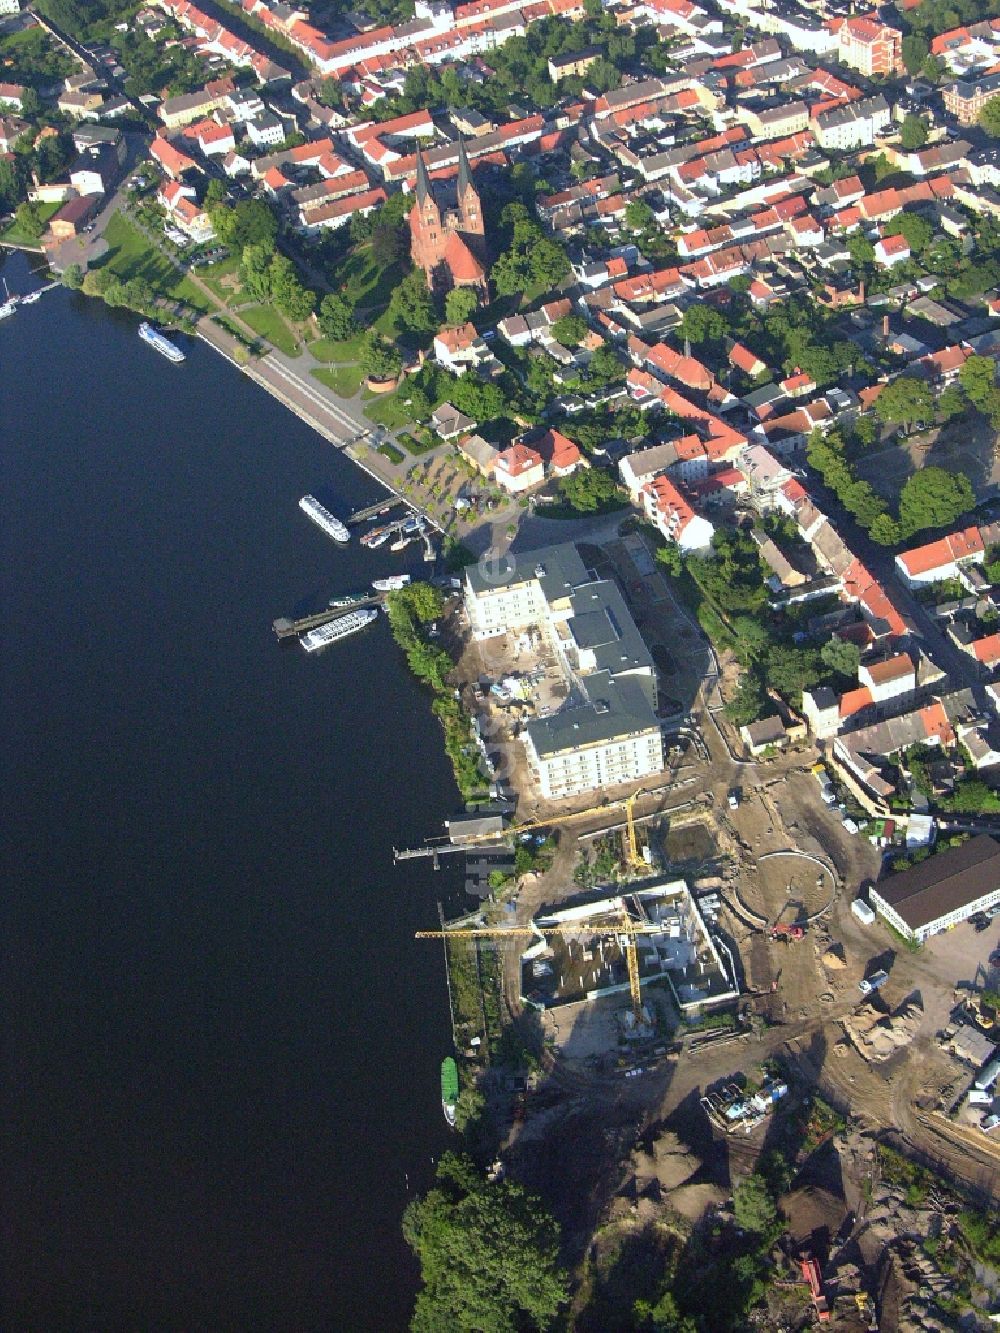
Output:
top-left (771, 923), bottom-right (805, 942)
top-left (859, 969), bottom-right (889, 996)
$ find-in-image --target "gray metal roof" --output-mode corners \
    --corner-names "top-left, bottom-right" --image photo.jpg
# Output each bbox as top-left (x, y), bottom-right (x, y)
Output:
top-left (525, 673), bottom-right (659, 757)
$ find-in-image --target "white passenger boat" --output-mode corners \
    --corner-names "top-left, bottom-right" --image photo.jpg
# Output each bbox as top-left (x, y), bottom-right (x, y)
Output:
top-left (299, 494), bottom-right (350, 545)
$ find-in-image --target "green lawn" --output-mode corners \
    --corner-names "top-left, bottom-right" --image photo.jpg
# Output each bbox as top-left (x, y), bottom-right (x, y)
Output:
top-left (198, 255), bottom-right (242, 303)
top-left (332, 245), bottom-right (403, 313)
top-left (1, 200), bottom-right (61, 247)
top-left (240, 303), bottom-right (300, 357)
top-left (312, 363), bottom-right (364, 397)
top-left (98, 212), bottom-right (214, 314)
top-left (212, 313), bottom-right (258, 349)
top-left (364, 390), bottom-right (414, 430)
top-left (309, 332), bottom-right (366, 363)
top-left (395, 429), bottom-right (439, 456)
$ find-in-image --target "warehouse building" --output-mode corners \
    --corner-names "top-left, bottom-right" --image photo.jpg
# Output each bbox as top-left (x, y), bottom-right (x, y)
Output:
top-left (869, 834), bottom-right (1000, 943)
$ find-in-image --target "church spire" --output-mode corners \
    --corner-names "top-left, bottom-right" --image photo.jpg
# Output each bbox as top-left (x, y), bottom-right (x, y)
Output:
top-left (415, 147), bottom-right (431, 207)
top-left (457, 136), bottom-right (473, 200)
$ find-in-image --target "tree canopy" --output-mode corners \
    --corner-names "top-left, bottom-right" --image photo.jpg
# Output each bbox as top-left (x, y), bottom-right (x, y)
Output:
top-left (360, 332), bottom-right (403, 381)
top-left (899, 466), bottom-right (974, 537)
top-left (874, 376), bottom-right (934, 431)
top-left (981, 95), bottom-right (1000, 137)
top-left (558, 466), bottom-right (620, 512)
top-left (899, 114), bottom-right (929, 152)
top-left (404, 1153), bottom-right (567, 1333)
top-left (679, 303), bottom-right (725, 346)
top-left (444, 287), bottom-right (478, 327)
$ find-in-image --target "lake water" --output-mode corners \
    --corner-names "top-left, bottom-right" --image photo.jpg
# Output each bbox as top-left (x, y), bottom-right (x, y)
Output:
top-left (1, 251), bottom-right (462, 1330)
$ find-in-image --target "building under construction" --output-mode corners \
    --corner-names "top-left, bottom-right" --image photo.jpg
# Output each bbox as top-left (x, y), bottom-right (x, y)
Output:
top-left (520, 881), bottom-right (739, 1017)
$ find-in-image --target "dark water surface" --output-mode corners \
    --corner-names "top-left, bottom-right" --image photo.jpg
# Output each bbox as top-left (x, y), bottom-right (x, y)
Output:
top-left (1, 253), bottom-right (459, 1331)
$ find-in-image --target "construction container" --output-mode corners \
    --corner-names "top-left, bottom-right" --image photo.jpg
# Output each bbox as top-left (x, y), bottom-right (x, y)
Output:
top-left (851, 899), bottom-right (876, 926)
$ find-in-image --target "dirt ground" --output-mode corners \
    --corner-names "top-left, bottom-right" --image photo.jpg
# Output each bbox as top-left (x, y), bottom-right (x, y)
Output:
top-left (854, 414), bottom-right (1000, 505)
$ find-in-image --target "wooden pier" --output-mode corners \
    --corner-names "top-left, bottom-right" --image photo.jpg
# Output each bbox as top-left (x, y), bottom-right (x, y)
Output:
top-left (272, 595), bottom-right (380, 639)
top-left (347, 497), bottom-right (407, 526)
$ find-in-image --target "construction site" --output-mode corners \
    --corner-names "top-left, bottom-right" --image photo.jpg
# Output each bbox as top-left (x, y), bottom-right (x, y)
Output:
top-left (407, 533), bottom-right (1000, 1330)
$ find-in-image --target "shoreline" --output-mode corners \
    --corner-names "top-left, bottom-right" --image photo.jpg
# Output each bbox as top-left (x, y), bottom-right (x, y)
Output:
top-left (196, 320), bottom-right (453, 537)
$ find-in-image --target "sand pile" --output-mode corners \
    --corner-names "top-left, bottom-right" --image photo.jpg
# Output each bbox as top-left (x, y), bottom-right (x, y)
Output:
top-left (842, 999), bottom-right (922, 1062)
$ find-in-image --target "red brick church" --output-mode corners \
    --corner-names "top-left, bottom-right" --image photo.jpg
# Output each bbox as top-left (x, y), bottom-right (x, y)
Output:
top-left (409, 139), bottom-right (488, 299)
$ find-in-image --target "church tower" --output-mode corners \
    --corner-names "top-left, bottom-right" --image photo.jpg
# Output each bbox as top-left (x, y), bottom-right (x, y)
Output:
top-left (456, 138), bottom-right (484, 238)
top-left (409, 149), bottom-right (444, 279)
top-left (409, 140), bottom-right (489, 297)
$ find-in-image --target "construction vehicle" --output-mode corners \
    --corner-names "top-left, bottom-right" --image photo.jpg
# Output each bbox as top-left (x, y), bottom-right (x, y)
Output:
top-left (415, 901), bottom-right (660, 1021)
top-left (854, 1292), bottom-right (878, 1331)
top-left (770, 923), bottom-right (805, 942)
top-left (799, 1254), bottom-right (830, 1322)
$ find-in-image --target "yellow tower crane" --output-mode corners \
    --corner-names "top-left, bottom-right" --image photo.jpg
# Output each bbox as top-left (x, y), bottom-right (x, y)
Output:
top-left (444, 788), bottom-right (652, 875)
top-left (416, 905), bottom-right (658, 1019)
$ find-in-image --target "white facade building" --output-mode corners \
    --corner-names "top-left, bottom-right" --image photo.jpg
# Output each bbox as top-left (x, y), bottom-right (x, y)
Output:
top-left (869, 834), bottom-right (1000, 942)
top-left (463, 543), bottom-right (666, 799)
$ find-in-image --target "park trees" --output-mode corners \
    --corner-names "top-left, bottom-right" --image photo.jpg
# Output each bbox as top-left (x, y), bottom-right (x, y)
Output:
top-left (359, 332), bottom-right (403, 381)
top-left (318, 292), bottom-right (358, 342)
top-left (874, 376), bottom-right (934, 433)
top-left (558, 467), bottom-right (620, 512)
top-left (404, 1153), bottom-right (567, 1333)
top-left (269, 253), bottom-right (315, 322)
top-left (388, 268), bottom-right (437, 337)
top-left (212, 198), bottom-right (278, 252)
top-left (899, 466), bottom-right (974, 537)
top-left (899, 114), bottom-right (929, 151)
top-left (444, 286), bottom-right (478, 326)
top-left (240, 243), bottom-right (273, 303)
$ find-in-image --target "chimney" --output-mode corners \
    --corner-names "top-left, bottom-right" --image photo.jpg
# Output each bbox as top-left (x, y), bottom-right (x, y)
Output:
top-left (858, 280), bottom-right (865, 304)
top-left (882, 314), bottom-right (890, 338)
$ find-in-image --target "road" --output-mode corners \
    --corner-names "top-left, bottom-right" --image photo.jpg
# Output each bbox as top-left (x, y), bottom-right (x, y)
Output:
top-left (804, 465), bottom-right (977, 684)
top-left (31, 9), bottom-right (147, 120)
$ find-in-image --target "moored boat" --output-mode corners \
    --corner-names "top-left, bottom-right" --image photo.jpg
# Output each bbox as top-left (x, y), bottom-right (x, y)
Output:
top-left (300, 494), bottom-right (350, 545)
top-left (441, 1056), bottom-right (459, 1127)
top-left (138, 321), bottom-right (185, 363)
top-left (300, 607), bottom-right (377, 653)
top-left (372, 574), bottom-right (411, 592)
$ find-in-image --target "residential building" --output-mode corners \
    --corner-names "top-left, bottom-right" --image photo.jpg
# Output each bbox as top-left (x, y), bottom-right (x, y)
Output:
top-left (813, 95), bottom-right (892, 151)
top-left (834, 15), bottom-right (903, 77)
top-left (493, 443), bottom-right (545, 493)
top-left (740, 714), bottom-right (788, 756)
top-left (640, 473), bottom-right (715, 553)
top-left (869, 834), bottom-right (1000, 942)
top-left (895, 527), bottom-right (986, 587)
top-left (944, 71), bottom-right (1000, 126)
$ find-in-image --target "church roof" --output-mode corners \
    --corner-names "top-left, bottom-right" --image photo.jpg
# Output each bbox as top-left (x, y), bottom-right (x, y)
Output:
top-left (444, 230), bottom-right (485, 283)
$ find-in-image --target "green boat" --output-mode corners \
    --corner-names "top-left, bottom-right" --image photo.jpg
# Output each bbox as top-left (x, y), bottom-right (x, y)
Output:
top-left (441, 1056), bottom-right (459, 1127)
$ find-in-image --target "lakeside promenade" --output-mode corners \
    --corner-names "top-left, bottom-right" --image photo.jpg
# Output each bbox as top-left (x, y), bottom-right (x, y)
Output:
top-left (196, 316), bottom-right (626, 557)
